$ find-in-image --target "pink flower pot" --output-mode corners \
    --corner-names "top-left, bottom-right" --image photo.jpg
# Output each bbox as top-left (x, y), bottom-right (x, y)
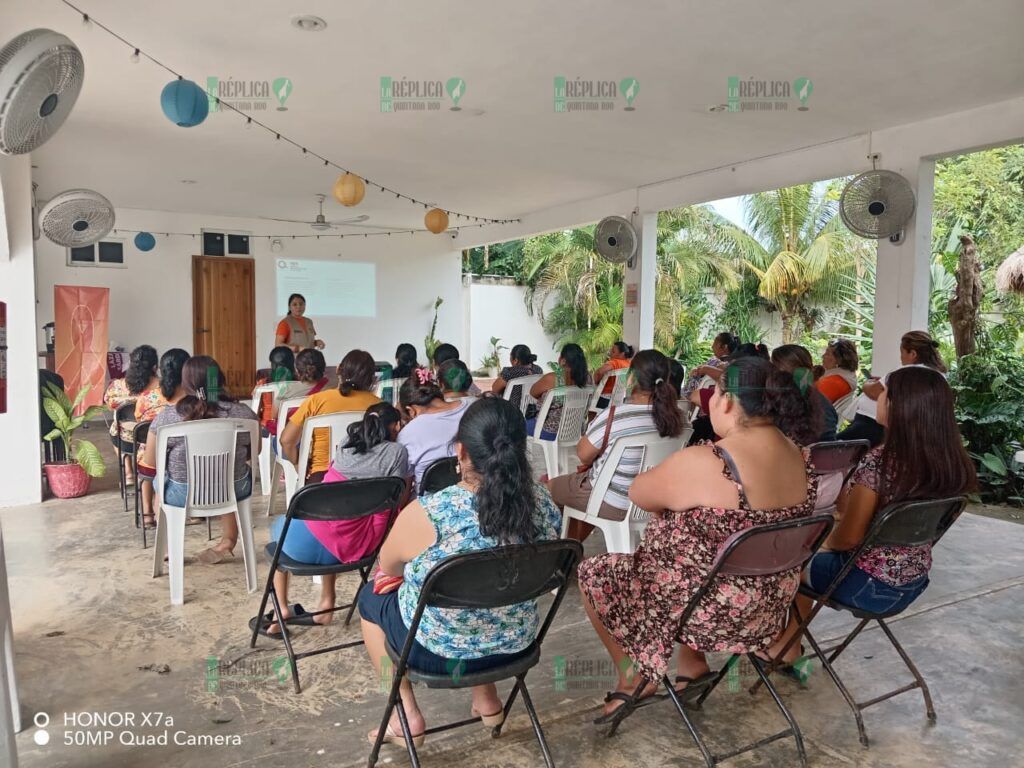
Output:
top-left (44, 463), bottom-right (91, 499)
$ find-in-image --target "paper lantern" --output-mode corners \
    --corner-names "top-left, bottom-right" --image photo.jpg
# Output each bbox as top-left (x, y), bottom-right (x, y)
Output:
top-left (160, 79), bottom-right (208, 127)
top-left (333, 173), bottom-right (365, 207)
top-left (134, 231), bottom-right (156, 251)
top-left (425, 208), bottom-right (449, 234)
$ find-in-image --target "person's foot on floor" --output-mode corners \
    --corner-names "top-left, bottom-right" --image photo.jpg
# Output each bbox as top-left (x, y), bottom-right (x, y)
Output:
top-left (265, 604), bottom-right (293, 637)
top-left (313, 594), bottom-right (336, 626)
top-left (368, 709), bottom-right (426, 743)
top-left (601, 679), bottom-right (659, 717)
top-left (762, 636), bottom-right (803, 665)
top-left (196, 542), bottom-right (235, 565)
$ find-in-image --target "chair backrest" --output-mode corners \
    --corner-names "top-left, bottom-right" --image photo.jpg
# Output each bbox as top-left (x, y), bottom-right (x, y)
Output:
top-left (587, 368), bottom-right (629, 413)
top-left (867, 496), bottom-right (967, 549)
top-left (296, 411), bottom-right (365, 479)
top-left (286, 476), bottom-right (406, 522)
top-left (155, 418), bottom-right (257, 512)
top-left (504, 374), bottom-right (542, 416)
top-left (374, 377), bottom-right (406, 406)
top-left (584, 431), bottom-right (688, 521)
top-left (420, 456), bottom-right (460, 494)
top-left (114, 402), bottom-right (136, 443)
top-left (133, 420), bottom-right (151, 445)
top-left (276, 396), bottom-right (308, 432)
top-left (532, 386), bottom-right (593, 443)
top-left (807, 440), bottom-right (870, 476)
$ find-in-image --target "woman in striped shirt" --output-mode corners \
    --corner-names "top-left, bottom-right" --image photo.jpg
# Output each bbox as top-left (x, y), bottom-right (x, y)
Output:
top-left (549, 349), bottom-right (686, 541)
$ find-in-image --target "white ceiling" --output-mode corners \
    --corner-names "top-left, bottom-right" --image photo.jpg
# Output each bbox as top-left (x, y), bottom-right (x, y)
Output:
top-left (7, 0), bottom-right (1024, 231)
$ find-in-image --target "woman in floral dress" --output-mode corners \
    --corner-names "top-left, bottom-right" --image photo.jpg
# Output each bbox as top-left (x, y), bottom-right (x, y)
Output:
top-left (579, 357), bottom-right (821, 720)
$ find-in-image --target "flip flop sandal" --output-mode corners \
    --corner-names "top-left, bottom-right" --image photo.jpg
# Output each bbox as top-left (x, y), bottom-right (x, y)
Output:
top-left (593, 691), bottom-right (640, 725)
top-left (471, 706), bottom-right (505, 728)
top-left (196, 547), bottom-right (235, 565)
top-left (283, 603), bottom-right (320, 626)
top-left (367, 723), bottom-right (425, 747)
top-left (248, 612), bottom-right (284, 641)
top-left (671, 671), bottom-right (718, 699)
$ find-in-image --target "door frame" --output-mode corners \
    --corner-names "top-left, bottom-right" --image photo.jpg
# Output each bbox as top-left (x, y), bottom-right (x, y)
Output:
top-left (191, 255), bottom-right (256, 394)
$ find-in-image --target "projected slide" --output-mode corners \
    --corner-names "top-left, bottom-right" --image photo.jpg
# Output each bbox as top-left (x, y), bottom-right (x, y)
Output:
top-left (275, 259), bottom-right (377, 317)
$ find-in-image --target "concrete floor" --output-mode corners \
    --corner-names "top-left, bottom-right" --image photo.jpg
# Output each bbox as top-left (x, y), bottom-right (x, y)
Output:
top-left (6, 433), bottom-right (1024, 767)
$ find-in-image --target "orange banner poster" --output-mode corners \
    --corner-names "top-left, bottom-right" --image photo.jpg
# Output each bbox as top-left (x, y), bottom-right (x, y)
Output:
top-left (55, 285), bottom-right (110, 414)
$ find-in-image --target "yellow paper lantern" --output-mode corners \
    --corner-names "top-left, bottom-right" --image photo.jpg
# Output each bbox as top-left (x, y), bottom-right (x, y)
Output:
top-left (425, 208), bottom-right (449, 234)
top-left (333, 173), bottom-right (365, 206)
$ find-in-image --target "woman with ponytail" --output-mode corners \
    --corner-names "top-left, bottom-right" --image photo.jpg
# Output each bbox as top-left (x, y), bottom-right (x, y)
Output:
top-left (438, 359), bottom-right (477, 403)
top-left (397, 369), bottom-right (472, 491)
top-left (527, 343), bottom-right (591, 439)
top-left (771, 344), bottom-right (835, 442)
top-left (103, 344), bottom-right (160, 483)
top-left (580, 356), bottom-right (816, 721)
top-left (358, 398), bottom-right (562, 745)
top-left (549, 349), bottom-right (685, 542)
top-left (593, 340), bottom-right (635, 407)
top-left (145, 356), bottom-right (259, 564)
top-left (256, 403), bottom-right (411, 637)
top-left (491, 343), bottom-right (543, 403)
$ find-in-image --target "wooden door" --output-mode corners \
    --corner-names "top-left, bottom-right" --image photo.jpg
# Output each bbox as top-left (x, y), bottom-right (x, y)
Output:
top-left (192, 256), bottom-right (255, 396)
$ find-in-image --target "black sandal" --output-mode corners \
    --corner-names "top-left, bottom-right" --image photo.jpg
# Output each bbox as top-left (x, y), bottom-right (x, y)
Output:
top-left (754, 646), bottom-right (809, 683)
top-left (672, 671), bottom-right (717, 698)
top-left (593, 691), bottom-right (637, 725)
top-left (248, 612), bottom-right (285, 641)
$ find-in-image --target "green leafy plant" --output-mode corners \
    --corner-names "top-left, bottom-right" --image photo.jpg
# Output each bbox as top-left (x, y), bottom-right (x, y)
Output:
top-left (41, 383), bottom-right (107, 477)
top-left (949, 345), bottom-right (1024, 505)
top-left (480, 336), bottom-right (507, 371)
top-left (423, 296), bottom-right (444, 363)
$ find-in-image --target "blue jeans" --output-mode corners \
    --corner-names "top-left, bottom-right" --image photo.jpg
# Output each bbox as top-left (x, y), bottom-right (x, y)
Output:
top-left (269, 516), bottom-right (340, 566)
top-left (163, 470), bottom-right (253, 507)
top-left (524, 417), bottom-right (556, 441)
top-left (808, 551), bottom-right (928, 615)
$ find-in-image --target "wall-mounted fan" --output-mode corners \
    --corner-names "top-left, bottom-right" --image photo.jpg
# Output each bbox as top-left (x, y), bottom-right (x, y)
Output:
top-left (39, 189), bottom-right (115, 247)
top-left (594, 215), bottom-right (638, 267)
top-left (260, 194), bottom-right (371, 230)
top-left (839, 169), bottom-right (916, 242)
top-left (0, 29), bottom-right (84, 156)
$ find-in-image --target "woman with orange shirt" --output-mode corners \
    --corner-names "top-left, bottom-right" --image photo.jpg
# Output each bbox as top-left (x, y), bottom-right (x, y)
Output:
top-left (816, 339), bottom-right (859, 404)
top-left (275, 293), bottom-right (325, 354)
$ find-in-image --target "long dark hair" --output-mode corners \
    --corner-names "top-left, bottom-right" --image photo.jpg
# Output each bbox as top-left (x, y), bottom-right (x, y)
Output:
top-left (269, 346), bottom-right (295, 382)
top-left (719, 357), bottom-right (820, 446)
top-left (714, 331), bottom-right (740, 356)
top-left (770, 344), bottom-right (823, 434)
top-left (612, 340), bottom-right (634, 359)
top-left (176, 356), bottom-right (235, 421)
top-left (879, 367), bottom-right (975, 505)
top-left (438, 358), bottom-right (472, 394)
top-left (559, 343), bottom-right (588, 388)
top-left (510, 344), bottom-right (537, 366)
top-left (901, 330), bottom-right (947, 373)
top-left (286, 293), bottom-right (305, 315)
top-left (457, 398), bottom-right (539, 544)
top-left (394, 343), bottom-right (419, 377)
top-left (337, 349), bottom-right (376, 395)
top-left (432, 343), bottom-right (459, 367)
top-left (399, 368), bottom-right (445, 410)
top-left (294, 348), bottom-right (326, 383)
top-left (158, 349), bottom-right (190, 399)
top-left (125, 344), bottom-right (158, 395)
top-left (629, 350), bottom-right (684, 437)
top-left (342, 402), bottom-right (401, 456)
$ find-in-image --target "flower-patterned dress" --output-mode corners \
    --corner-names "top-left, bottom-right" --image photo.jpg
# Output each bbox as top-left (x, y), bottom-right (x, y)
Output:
top-left (578, 444), bottom-right (817, 681)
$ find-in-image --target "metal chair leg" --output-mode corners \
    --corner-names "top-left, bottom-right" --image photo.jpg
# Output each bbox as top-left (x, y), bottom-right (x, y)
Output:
top-left (518, 677), bottom-right (556, 768)
top-left (876, 618), bottom-right (936, 723)
top-left (249, 566), bottom-right (277, 650)
top-left (824, 617), bottom-right (870, 665)
top-left (268, 587), bottom-right (301, 694)
top-left (748, 653), bottom-right (808, 768)
top-left (492, 677), bottom-right (523, 738)
top-left (663, 674), bottom-right (716, 767)
top-left (368, 677), bottom-right (401, 768)
top-left (804, 626), bottom-right (870, 747)
top-left (393, 698), bottom-right (422, 768)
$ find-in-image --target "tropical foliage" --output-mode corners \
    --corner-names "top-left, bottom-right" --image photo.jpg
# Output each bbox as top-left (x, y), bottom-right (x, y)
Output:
top-left (41, 383), bottom-right (106, 477)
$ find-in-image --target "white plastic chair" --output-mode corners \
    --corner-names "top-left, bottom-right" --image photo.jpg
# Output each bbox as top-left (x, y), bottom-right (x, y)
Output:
top-left (0, 524), bottom-right (20, 765)
top-left (267, 410), bottom-right (364, 515)
top-left (151, 418), bottom-right (260, 606)
top-left (560, 430), bottom-right (689, 553)
top-left (504, 374), bottom-right (542, 417)
top-left (251, 383), bottom-right (288, 496)
top-left (529, 386), bottom-right (593, 479)
top-left (374, 377), bottom-right (407, 406)
top-left (587, 368), bottom-right (629, 415)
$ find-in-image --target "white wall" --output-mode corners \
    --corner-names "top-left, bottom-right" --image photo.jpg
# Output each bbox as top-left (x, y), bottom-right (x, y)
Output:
top-left (33, 209), bottom-right (463, 368)
top-left (0, 155), bottom-right (42, 507)
top-left (463, 277), bottom-right (558, 371)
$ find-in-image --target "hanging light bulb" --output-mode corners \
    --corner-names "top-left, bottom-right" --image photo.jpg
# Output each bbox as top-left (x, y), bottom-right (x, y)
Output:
top-left (130, 48), bottom-right (140, 63)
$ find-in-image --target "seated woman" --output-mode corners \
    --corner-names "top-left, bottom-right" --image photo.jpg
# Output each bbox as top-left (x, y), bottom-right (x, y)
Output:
top-left (431, 343), bottom-right (482, 396)
top-left (527, 343), bottom-right (590, 440)
top-left (136, 348), bottom-right (190, 528)
top-left (358, 398), bottom-right (563, 745)
top-left (771, 344), bottom-right (836, 442)
top-left (490, 344), bottom-right (543, 411)
top-left (103, 344), bottom-right (159, 484)
top-left (767, 366), bottom-right (975, 663)
top-left (255, 403), bottom-right (411, 637)
top-left (579, 357), bottom-right (816, 720)
top-left (438, 359), bottom-right (477, 403)
top-left (683, 331), bottom-right (738, 398)
top-left (392, 343), bottom-right (421, 380)
top-left (593, 341), bottom-right (634, 408)
top-left (264, 348), bottom-right (329, 440)
top-left (255, 345), bottom-right (296, 387)
top-left (144, 356), bottom-right (259, 564)
top-left (816, 339), bottom-right (859, 405)
top-left (397, 370), bottom-right (472, 491)
top-left (549, 350), bottom-right (685, 541)
top-left (279, 349), bottom-right (380, 483)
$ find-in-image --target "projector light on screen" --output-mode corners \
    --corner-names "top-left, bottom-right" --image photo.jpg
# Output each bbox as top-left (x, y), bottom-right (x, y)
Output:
top-left (276, 259), bottom-right (377, 317)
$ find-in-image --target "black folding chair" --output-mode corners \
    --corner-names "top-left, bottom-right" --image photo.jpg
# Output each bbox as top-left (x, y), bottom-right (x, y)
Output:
top-left (806, 439), bottom-right (871, 513)
top-left (419, 456), bottom-right (459, 494)
top-left (250, 478), bottom-right (406, 693)
top-left (368, 539), bottom-right (583, 768)
top-left (114, 402), bottom-right (136, 512)
top-left (605, 514), bottom-right (834, 768)
top-left (778, 496), bottom-right (967, 747)
top-left (132, 421), bottom-right (152, 548)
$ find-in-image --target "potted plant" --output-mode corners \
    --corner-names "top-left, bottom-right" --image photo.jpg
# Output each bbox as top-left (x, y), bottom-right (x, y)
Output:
top-left (479, 336), bottom-right (507, 378)
top-left (41, 382), bottom-right (106, 498)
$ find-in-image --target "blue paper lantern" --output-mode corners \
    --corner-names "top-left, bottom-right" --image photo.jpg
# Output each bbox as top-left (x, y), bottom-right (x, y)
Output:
top-left (134, 231), bottom-right (156, 251)
top-left (160, 79), bottom-right (208, 127)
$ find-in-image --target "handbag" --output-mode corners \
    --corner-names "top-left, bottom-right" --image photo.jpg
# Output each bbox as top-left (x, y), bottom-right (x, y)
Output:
top-left (576, 405), bottom-right (616, 475)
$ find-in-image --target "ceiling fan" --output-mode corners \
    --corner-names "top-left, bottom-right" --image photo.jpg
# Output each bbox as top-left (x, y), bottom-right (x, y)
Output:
top-left (260, 194), bottom-right (371, 230)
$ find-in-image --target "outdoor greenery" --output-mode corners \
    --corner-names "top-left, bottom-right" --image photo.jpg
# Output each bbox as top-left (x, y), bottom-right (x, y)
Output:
top-left (41, 383), bottom-right (107, 477)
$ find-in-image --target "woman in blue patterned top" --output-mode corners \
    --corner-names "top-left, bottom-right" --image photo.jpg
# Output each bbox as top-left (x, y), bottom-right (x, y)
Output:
top-left (359, 397), bottom-right (562, 747)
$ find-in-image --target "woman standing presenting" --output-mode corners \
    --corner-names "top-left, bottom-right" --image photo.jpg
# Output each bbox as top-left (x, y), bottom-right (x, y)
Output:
top-left (275, 293), bottom-right (325, 353)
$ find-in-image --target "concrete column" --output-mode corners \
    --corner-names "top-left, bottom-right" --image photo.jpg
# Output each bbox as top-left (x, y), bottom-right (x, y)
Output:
top-left (870, 156), bottom-right (935, 375)
top-left (622, 211), bottom-right (657, 351)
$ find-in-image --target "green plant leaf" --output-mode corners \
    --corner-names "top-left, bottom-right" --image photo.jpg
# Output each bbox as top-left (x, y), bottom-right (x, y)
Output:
top-left (980, 452), bottom-right (1008, 477)
top-left (74, 440), bottom-right (106, 478)
top-left (42, 428), bottom-right (62, 442)
top-left (80, 405), bottom-right (107, 422)
top-left (44, 382), bottom-right (72, 413)
top-left (43, 398), bottom-right (71, 432)
top-left (71, 384), bottom-right (92, 411)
